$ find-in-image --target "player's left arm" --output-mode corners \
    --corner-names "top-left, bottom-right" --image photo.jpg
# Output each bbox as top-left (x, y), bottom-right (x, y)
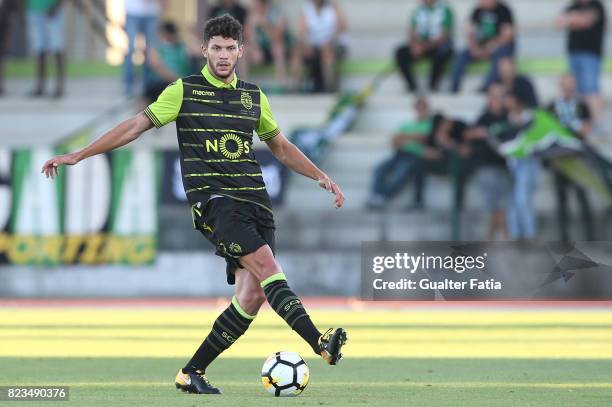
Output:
top-left (257, 90), bottom-right (344, 208)
top-left (265, 132), bottom-right (344, 208)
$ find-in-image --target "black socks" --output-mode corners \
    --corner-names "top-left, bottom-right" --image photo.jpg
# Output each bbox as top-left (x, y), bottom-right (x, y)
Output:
top-left (261, 272), bottom-right (322, 354)
top-left (183, 296), bottom-right (255, 374)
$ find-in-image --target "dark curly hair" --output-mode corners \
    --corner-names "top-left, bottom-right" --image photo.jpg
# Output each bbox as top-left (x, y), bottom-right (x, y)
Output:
top-left (203, 14), bottom-right (243, 44)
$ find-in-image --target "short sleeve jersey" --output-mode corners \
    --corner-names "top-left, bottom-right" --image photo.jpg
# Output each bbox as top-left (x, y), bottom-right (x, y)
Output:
top-left (146, 67), bottom-right (280, 140)
top-left (144, 65), bottom-right (281, 212)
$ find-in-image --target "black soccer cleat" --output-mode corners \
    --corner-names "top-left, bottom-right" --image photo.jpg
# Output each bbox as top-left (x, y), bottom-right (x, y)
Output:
top-left (175, 369), bottom-right (222, 394)
top-left (318, 328), bottom-right (348, 365)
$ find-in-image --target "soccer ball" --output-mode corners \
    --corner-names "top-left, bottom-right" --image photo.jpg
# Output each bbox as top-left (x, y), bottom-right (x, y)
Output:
top-left (261, 351), bottom-right (309, 397)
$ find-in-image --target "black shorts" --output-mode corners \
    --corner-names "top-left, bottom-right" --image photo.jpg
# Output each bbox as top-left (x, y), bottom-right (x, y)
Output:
top-left (191, 196), bottom-right (276, 285)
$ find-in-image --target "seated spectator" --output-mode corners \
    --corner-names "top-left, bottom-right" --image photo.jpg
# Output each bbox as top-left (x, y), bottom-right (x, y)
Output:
top-left (144, 21), bottom-right (190, 104)
top-left (394, 0), bottom-right (454, 92)
top-left (245, 0), bottom-right (291, 86)
top-left (26, 0), bottom-right (65, 98)
top-left (209, 0), bottom-right (248, 25)
top-left (366, 97), bottom-right (434, 209)
top-left (548, 73), bottom-right (595, 241)
top-left (185, 23), bottom-right (206, 75)
top-left (450, 0), bottom-right (514, 93)
top-left (409, 113), bottom-right (472, 239)
top-left (411, 115), bottom-right (470, 215)
top-left (367, 102), bottom-right (471, 238)
top-left (496, 57), bottom-right (538, 108)
top-left (291, 0), bottom-right (348, 93)
top-left (463, 84), bottom-right (510, 240)
top-left (556, 0), bottom-right (606, 130)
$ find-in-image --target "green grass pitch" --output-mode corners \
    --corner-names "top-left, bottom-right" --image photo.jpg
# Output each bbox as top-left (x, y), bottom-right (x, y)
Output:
top-left (2, 306), bottom-right (612, 406)
top-left (2, 357), bottom-right (612, 406)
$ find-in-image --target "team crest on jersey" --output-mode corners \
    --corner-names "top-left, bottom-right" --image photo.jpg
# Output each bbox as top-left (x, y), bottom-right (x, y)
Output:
top-left (241, 91), bottom-right (253, 110)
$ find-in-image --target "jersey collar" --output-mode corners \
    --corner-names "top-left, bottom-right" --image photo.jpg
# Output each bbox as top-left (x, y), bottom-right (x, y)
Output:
top-left (202, 65), bottom-right (238, 89)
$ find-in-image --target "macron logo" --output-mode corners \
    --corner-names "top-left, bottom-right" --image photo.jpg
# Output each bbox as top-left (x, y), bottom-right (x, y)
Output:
top-left (192, 89), bottom-right (215, 96)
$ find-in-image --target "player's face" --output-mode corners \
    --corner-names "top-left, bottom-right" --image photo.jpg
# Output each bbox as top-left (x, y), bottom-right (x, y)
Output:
top-left (203, 36), bottom-right (243, 80)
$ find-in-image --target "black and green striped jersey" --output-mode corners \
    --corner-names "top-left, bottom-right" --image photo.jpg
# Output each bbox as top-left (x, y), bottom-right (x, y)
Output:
top-left (144, 65), bottom-right (280, 213)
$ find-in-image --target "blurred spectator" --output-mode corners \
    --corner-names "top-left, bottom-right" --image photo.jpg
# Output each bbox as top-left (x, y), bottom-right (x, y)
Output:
top-left (26, 0), bottom-right (65, 98)
top-left (463, 84), bottom-right (510, 240)
top-left (185, 23), bottom-right (206, 74)
top-left (497, 87), bottom-right (541, 241)
top-left (123, 0), bottom-right (163, 96)
top-left (450, 0), bottom-right (514, 93)
top-left (144, 21), bottom-right (190, 104)
top-left (549, 73), bottom-right (592, 138)
top-left (291, 0), bottom-right (348, 93)
top-left (556, 0), bottom-right (607, 129)
top-left (548, 73), bottom-right (595, 241)
top-left (395, 0), bottom-right (454, 93)
top-left (209, 0), bottom-right (248, 25)
top-left (245, 0), bottom-right (291, 86)
top-left (411, 115), bottom-right (469, 220)
top-left (0, 0), bottom-right (19, 96)
top-left (366, 97), bottom-right (434, 209)
top-left (496, 56), bottom-right (538, 108)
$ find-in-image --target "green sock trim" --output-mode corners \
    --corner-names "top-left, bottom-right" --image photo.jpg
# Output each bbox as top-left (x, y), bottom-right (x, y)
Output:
top-left (231, 296), bottom-right (257, 320)
top-left (260, 272), bottom-right (287, 288)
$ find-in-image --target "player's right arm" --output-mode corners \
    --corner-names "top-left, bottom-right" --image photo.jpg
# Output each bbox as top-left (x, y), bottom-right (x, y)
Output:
top-left (41, 112), bottom-right (154, 178)
top-left (42, 79), bottom-right (183, 179)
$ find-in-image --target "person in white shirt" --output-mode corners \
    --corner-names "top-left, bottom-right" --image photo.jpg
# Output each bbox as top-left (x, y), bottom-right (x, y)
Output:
top-left (291, 0), bottom-right (348, 92)
top-left (123, 0), bottom-right (164, 95)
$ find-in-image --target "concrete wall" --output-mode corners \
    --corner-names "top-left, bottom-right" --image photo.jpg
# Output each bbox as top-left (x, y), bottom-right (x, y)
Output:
top-left (0, 251), bottom-right (361, 298)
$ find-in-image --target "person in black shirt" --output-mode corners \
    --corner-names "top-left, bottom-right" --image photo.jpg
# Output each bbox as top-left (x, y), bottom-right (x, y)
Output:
top-left (496, 57), bottom-right (538, 108)
top-left (548, 73), bottom-right (595, 241)
top-left (549, 73), bottom-right (592, 138)
top-left (450, 0), bottom-right (515, 93)
top-left (411, 114), bottom-right (472, 239)
top-left (556, 0), bottom-right (607, 126)
top-left (464, 83), bottom-right (510, 240)
top-left (209, 0), bottom-right (248, 25)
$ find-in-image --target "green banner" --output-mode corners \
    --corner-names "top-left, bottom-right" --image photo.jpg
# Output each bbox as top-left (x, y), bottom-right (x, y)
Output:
top-left (0, 148), bottom-right (159, 265)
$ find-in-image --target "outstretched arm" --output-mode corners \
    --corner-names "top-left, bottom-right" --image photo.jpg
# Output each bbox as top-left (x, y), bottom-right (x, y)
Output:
top-left (41, 112), bottom-right (154, 178)
top-left (265, 132), bottom-right (345, 208)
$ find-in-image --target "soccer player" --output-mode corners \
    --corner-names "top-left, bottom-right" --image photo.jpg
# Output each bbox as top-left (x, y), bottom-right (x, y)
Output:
top-left (41, 15), bottom-right (348, 395)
